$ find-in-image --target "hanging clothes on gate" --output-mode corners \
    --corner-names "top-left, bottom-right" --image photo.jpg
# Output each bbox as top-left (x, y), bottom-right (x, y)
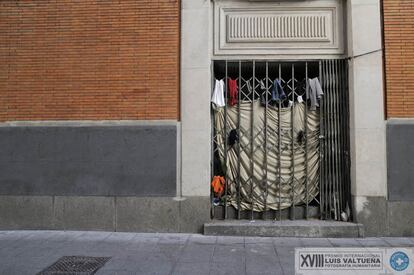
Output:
top-left (228, 78), bottom-right (238, 106)
top-left (308, 77), bottom-right (324, 110)
top-left (261, 79), bottom-right (286, 106)
top-left (260, 80), bottom-right (270, 106)
top-left (271, 79), bottom-right (287, 103)
top-left (260, 79), bottom-right (277, 107)
top-left (260, 80), bottom-right (266, 90)
top-left (247, 80), bottom-right (253, 93)
top-left (211, 79), bottom-right (225, 108)
top-left (228, 129), bottom-right (239, 147)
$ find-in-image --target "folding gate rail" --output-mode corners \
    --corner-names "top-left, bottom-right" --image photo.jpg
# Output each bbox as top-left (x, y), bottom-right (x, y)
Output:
top-left (211, 60), bottom-right (351, 221)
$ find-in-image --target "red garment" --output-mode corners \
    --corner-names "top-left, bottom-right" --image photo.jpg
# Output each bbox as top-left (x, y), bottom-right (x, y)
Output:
top-left (228, 79), bottom-right (238, 106)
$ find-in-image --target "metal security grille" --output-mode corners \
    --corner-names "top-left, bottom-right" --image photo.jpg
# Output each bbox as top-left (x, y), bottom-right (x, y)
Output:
top-left (211, 60), bottom-right (350, 221)
top-left (319, 59), bottom-right (351, 221)
top-left (37, 256), bottom-right (111, 275)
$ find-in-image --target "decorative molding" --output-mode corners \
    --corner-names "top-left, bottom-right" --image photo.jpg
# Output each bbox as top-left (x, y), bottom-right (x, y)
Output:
top-left (227, 15), bottom-right (329, 42)
top-left (214, 0), bottom-right (345, 57)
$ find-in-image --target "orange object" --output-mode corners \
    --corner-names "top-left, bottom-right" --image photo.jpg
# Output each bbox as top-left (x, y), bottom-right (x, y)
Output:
top-left (211, 176), bottom-right (225, 197)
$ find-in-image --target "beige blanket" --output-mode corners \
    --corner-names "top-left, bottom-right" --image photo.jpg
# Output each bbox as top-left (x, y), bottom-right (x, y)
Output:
top-left (214, 101), bottom-right (320, 211)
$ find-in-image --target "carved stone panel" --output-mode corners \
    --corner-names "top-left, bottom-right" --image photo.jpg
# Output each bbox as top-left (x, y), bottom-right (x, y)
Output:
top-left (214, 0), bottom-right (345, 57)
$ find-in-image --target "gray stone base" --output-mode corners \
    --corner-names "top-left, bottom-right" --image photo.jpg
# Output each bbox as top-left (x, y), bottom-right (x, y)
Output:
top-left (353, 196), bottom-right (414, 237)
top-left (204, 220), bottom-right (364, 238)
top-left (0, 122), bottom-right (177, 197)
top-left (353, 196), bottom-right (388, 237)
top-left (3, 194), bottom-right (414, 236)
top-left (387, 119), bottom-right (414, 201)
top-left (0, 195), bottom-right (210, 233)
top-left (388, 201), bottom-right (414, 237)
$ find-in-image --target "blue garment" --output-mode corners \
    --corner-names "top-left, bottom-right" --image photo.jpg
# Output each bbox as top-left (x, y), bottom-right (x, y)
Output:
top-left (271, 79), bottom-right (286, 102)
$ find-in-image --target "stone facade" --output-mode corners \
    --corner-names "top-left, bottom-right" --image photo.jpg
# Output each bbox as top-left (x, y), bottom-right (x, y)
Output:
top-left (0, 0), bottom-right (413, 236)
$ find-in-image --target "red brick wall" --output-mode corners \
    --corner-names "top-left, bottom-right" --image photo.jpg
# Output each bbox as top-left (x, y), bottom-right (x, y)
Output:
top-left (0, 0), bottom-right (180, 121)
top-left (383, 0), bottom-right (414, 118)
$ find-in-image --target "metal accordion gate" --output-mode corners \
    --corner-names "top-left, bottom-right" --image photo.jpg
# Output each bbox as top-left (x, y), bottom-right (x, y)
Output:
top-left (211, 59), bottom-right (351, 221)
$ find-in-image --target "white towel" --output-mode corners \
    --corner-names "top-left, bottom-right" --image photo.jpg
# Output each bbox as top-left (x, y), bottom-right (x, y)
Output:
top-left (211, 79), bottom-right (225, 108)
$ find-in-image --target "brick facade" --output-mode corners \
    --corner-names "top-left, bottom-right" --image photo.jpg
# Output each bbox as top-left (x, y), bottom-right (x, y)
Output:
top-left (0, 0), bottom-right (180, 121)
top-left (383, 0), bottom-right (414, 118)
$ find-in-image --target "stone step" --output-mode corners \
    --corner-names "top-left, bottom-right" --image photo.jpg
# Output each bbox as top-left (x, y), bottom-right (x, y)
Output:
top-left (213, 205), bottom-right (320, 220)
top-left (204, 220), bottom-right (364, 238)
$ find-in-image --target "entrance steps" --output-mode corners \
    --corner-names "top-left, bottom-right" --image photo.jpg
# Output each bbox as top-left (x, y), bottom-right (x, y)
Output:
top-left (213, 205), bottom-right (320, 220)
top-left (204, 220), bottom-right (364, 238)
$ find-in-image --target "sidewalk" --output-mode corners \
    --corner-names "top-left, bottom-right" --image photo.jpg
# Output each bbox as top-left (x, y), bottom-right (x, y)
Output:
top-left (1, 230), bottom-right (414, 275)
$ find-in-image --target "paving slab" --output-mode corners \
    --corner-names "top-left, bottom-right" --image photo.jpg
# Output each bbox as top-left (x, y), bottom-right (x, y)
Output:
top-left (217, 235), bottom-right (245, 245)
top-left (210, 260), bottom-right (247, 275)
top-left (273, 237), bottom-right (303, 247)
top-left (188, 234), bottom-right (217, 244)
top-left (0, 231), bottom-right (412, 275)
top-left (328, 237), bottom-right (361, 247)
top-left (179, 243), bottom-right (215, 263)
top-left (382, 237), bottom-right (414, 247)
top-left (171, 262), bottom-right (211, 275)
top-left (300, 237), bottom-right (333, 247)
top-left (212, 244), bottom-right (245, 264)
top-left (356, 237), bottom-right (391, 247)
